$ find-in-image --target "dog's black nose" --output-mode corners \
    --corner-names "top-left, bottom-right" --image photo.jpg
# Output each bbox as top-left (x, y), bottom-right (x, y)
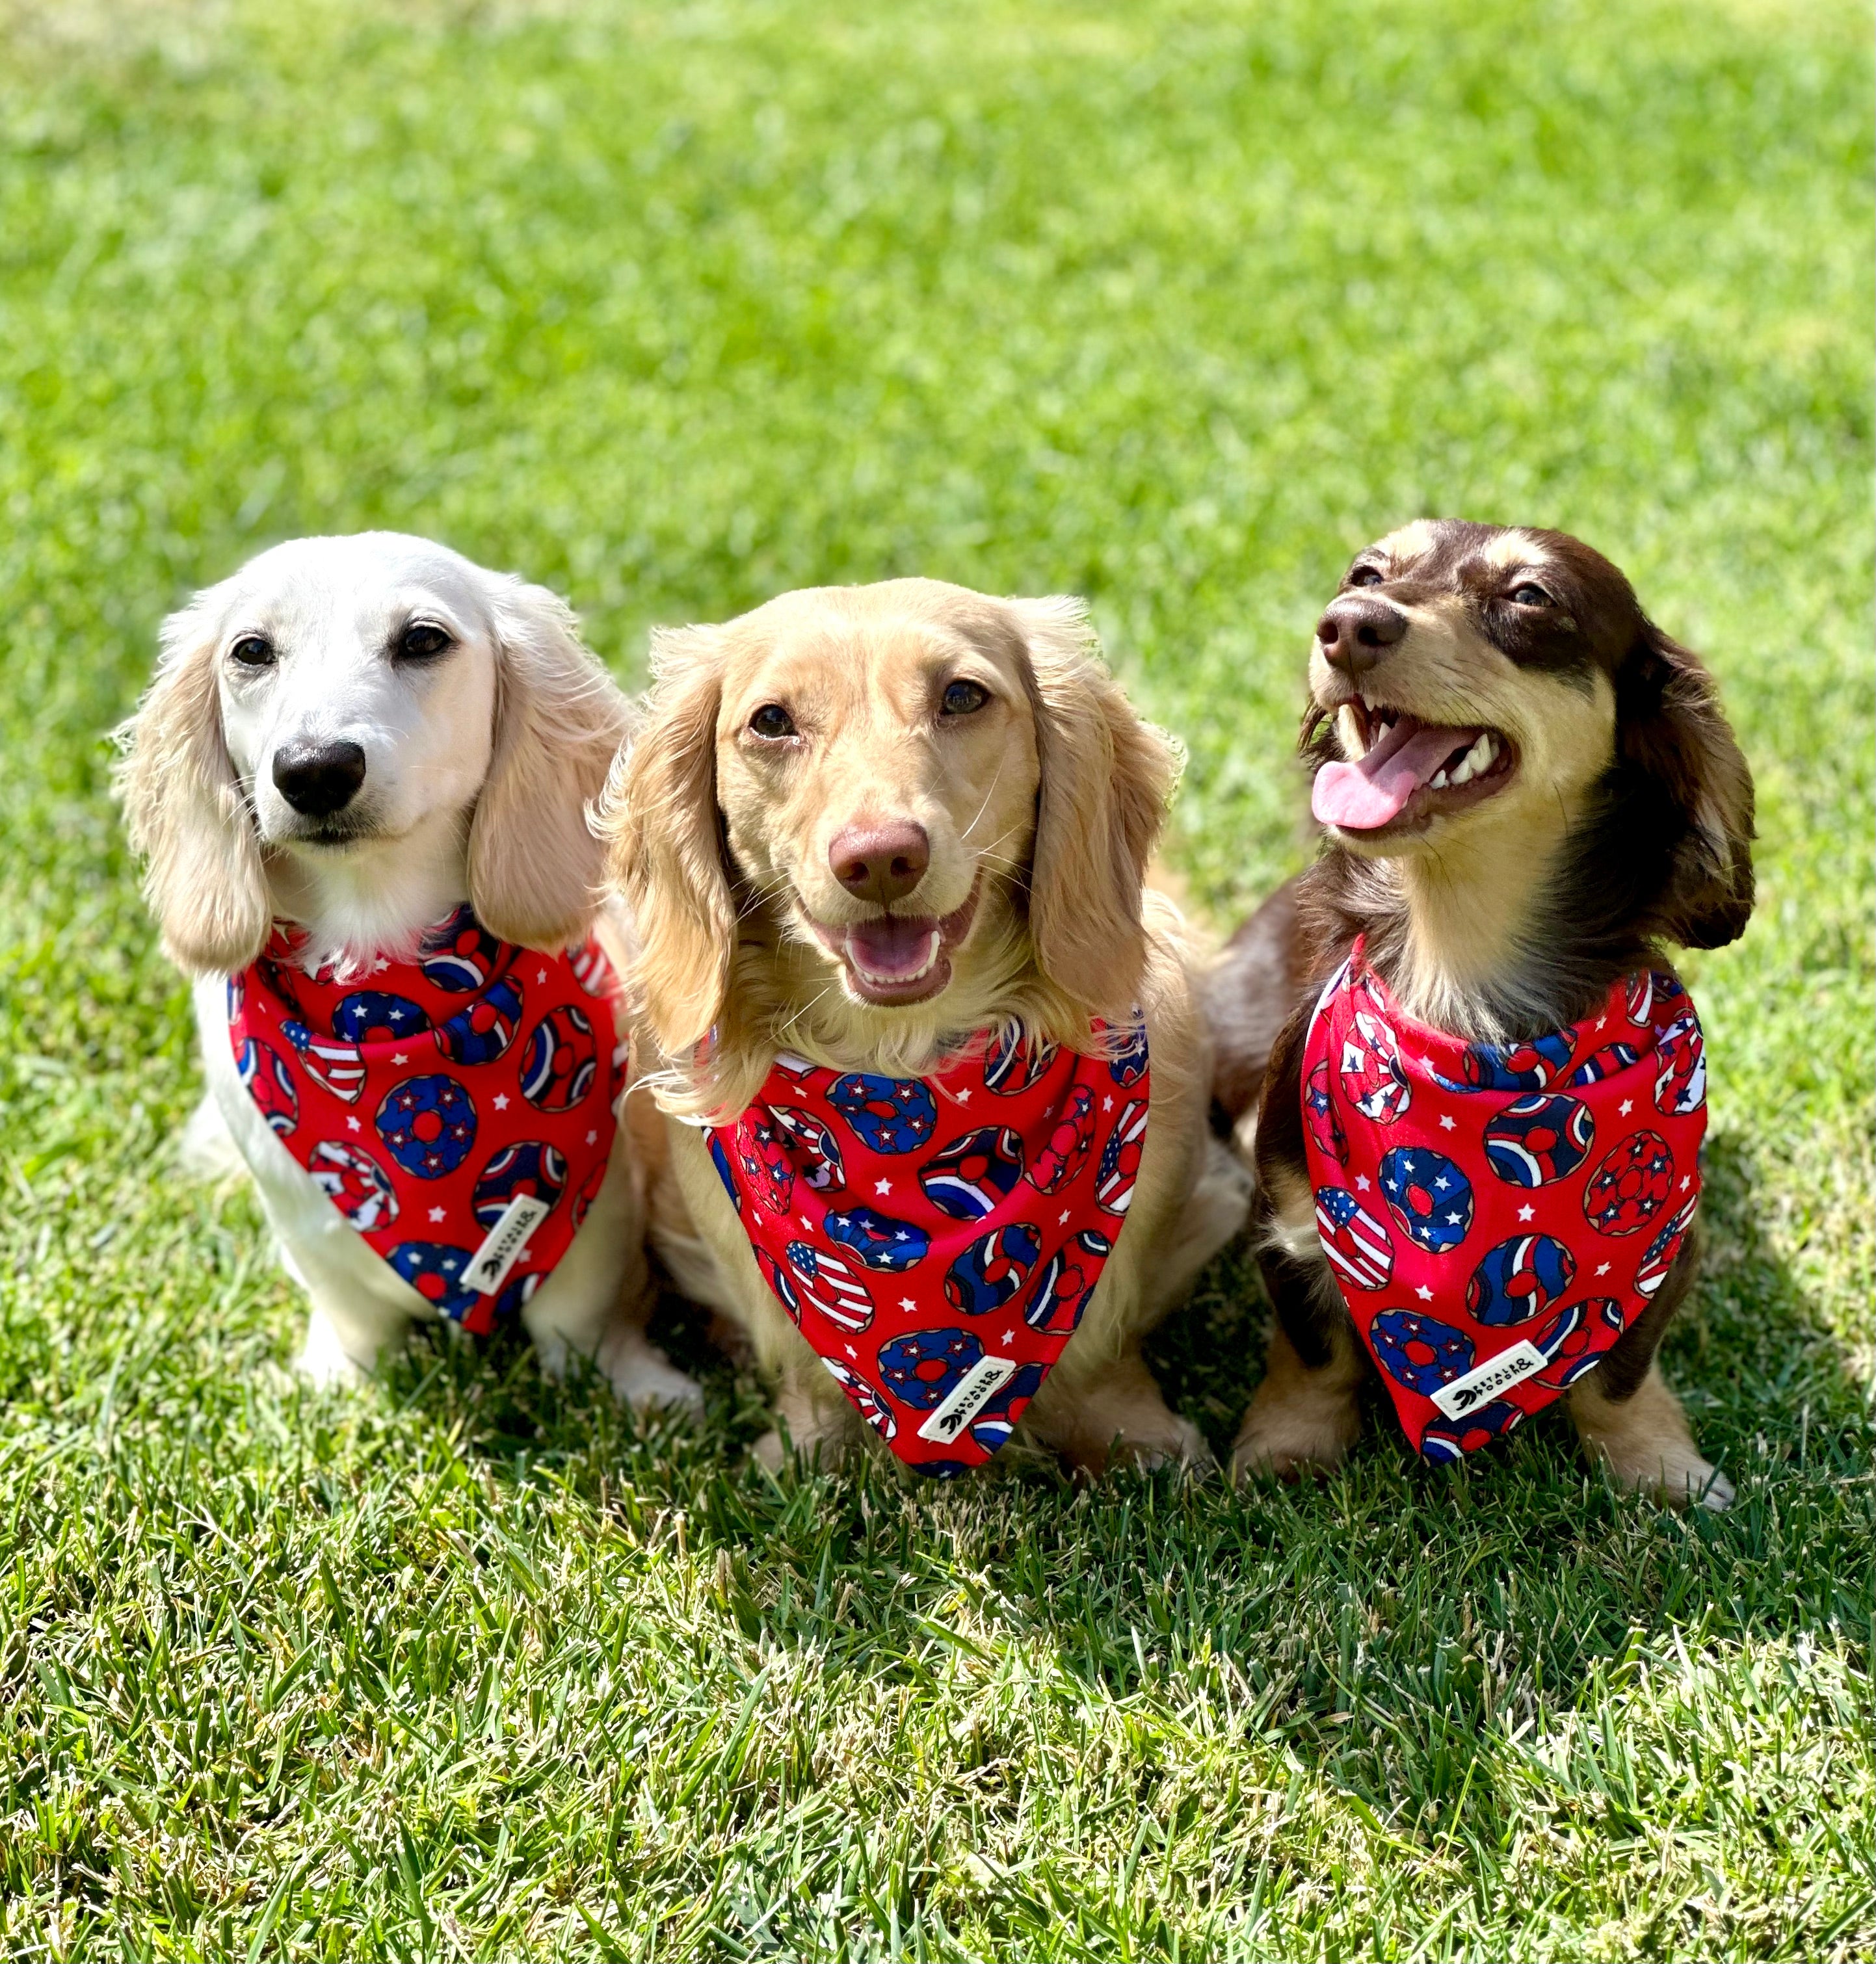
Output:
top-left (1316, 596), bottom-right (1409, 674)
top-left (272, 739), bottom-right (367, 817)
top-left (830, 821), bottom-right (930, 906)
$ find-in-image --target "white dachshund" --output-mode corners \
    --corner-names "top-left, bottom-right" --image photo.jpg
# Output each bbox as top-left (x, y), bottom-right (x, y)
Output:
top-left (120, 531), bottom-right (698, 1413)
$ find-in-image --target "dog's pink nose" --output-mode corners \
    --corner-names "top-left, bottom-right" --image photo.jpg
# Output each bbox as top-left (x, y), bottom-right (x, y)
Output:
top-left (830, 822), bottom-right (930, 906)
top-left (1317, 595), bottom-right (1408, 675)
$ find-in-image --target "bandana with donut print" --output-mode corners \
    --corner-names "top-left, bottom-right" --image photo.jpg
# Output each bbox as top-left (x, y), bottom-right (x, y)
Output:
top-left (226, 905), bottom-right (625, 1334)
top-left (1301, 943), bottom-right (1707, 1461)
top-left (707, 1022), bottom-right (1150, 1476)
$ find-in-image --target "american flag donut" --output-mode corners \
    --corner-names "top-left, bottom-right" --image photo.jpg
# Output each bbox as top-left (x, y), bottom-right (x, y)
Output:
top-left (1026, 1085), bottom-right (1096, 1196)
top-left (920, 1125), bottom-right (1025, 1221)
top-left (1314, 1186), bottom-right (1395, 1292)
top-left (1459, 1028), bottom-right (1576, 1092)
top-left (1095, 1098), bottom-right (1148, 1216)
top-left (982, 1024), bottom-right (1058, 1095)
top-left (1570, 1041), bottom-right (1640, 1086)
top-left (434, 976), bottom-right (523, 1066)
top-left (821, 1357), bottom-right (897, 1440)
top-left (783, 1240), bottom-right (876, 1331)
top-left (520, 1004), bottom-right (598, 1113)
top-left (1369, 1309), bottom-right (1475, 1397)
top-left (1420, 1398), bottom-right (1524, 1465)
top-left (332, 991), bottom-right (432, 1043)
top-left (769, 1103), bottom-right (848, 1193)
top-left (1379, 1144), bottom-right (1475, 1253)
top-left (419, 906), bottom-right (503, 993)
top-left (472, 1140), bottom-right (567, 1230)
top-left (236, 1038), bottom-right (298, 1136)
top-left (1653, 1011), bottom-right (1706, 1116)
top-left (307, 1139), bottom-right (398, 1231)
top-left (1304, 1059), bottom-right (1347, 1166)
top-left (387, 1240), bottom-right (479, 1321)
top-left (1483, 1093), bottom-right (1595, 1188)
top-left (280, 1018), bottom-right (367, 1104)
top-left (945, 1222), bottom-right (1042, 1316)
top-left (1466, 1233), bottom-right (1576, 1326)
top-left (826, 1072), bottom-right (938, 1154)
top-left (825, 1206), bottom-right (929, 1272)
top-left (1635, 1194), bottom-right (1698, 1297)
top-left (1583, 1131), bottom-right (1675, 1237)
top-left (1623, 971), bottom-right (1654, 1027)
top-left (876, 1327), bottom-right (983, 1411)
top-left (375, 1072), bottom-right (478, 1179)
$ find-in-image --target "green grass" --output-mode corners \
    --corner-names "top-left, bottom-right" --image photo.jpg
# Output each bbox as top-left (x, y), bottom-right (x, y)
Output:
top-left (1, 0), bottom-right (1871, 1955)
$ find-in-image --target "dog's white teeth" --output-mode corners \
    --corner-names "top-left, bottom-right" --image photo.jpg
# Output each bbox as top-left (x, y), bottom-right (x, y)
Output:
top-left (1450, 753), bottom-right (1477, 786)
top-left (1477, 732), bottom-right (1499, 768)
top-left (1429, 768), bottom-right (1449, 789)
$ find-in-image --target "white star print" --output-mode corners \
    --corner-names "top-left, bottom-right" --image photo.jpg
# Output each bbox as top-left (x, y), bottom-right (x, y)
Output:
top-left (1058, 1209), bottom-right (1070, 1224)
top-left (1518, 1205), bottom-right (1535, 1222)
top-left (1679, 1175), bottom-right (1691, 1189)
top-left (493, 1093), bottom-right (510, 1111)
top-left (1446, 1212), bottom-right (1463, 1224)
top-left (845, 1344), bottom-right (856, 1357)
top-left (1354, 1175), bottom-right (1371, 1192)
top-left (1619, 1099), bottom-right (1633, 1116)
top-left (373, 958), bottom-right (390, 973)
top-left (1596, 1262), bottom-right (1611, 1276)
top-left (536, 968), bottom-right (548, 983)
top-left (875, 1178), bottom-right (892, 1196)
top-left (429, 1206), bottom-right (445, 1222)
top-left (800, 1214), bottom-right (812, 1229)
top-left (392, 1052), bottom-right (408, 1066)
top-left (588, 1129), bottom-right (600, 1146)
top-left (346, 1117), bottom-right (361, 1132)
top-left (1434, 1174), bottom-right (1450, 1189)
top-left (1439, 1115), bottom-right (1457, 1131)
top-left (900, 1298), bottom-right (916, 1312)
top-left (1416, 1285), bottom-right (1434, 1301)
top-left (1102, 1095), bottom-right (1113, 1112)
top-left (955, 1087), bottom-right (971, 1103)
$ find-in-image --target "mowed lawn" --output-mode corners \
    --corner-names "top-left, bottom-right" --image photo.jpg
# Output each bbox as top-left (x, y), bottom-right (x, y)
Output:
top-left (1, 0), bottom-right (1871, 1955)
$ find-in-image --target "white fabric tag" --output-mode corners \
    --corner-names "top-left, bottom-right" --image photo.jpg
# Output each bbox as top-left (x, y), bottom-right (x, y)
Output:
top-left (465, 1193), bottom-right (551, 1297)
top-left (917, 1355), bottom-right (1019, 1445)
top-left (1430, 1339), bottom-right (1548, 1419)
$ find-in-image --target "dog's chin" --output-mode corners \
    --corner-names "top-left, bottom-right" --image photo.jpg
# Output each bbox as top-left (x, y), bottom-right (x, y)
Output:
top-left (804, 876), bottom-right (983, 1010)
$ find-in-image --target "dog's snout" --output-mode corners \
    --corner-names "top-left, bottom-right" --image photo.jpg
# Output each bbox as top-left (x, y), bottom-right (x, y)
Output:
top-left (829, 821), bottom-right (931, 906)
top-left (1317, 596), bottom-right (1409, 674)
top-left (272, 739), bottom-right (367, 817)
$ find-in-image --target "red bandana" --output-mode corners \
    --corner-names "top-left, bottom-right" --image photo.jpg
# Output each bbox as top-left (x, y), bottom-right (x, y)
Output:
top-left (1300, 945), bottom-right (1706, 1460)
top-left (707, 1023), bottom-right (1150, 1476)
top-left (227, 906), bottom-right (625, 1334)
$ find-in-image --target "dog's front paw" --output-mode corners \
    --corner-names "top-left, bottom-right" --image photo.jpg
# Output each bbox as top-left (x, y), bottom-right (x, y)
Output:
top-left (607, 1346), bottom-right (706, 1419)
top-left (1594, 1439), bottom-right (1736, 1512)
top-left (1230, 1382), bottom-right (1361, 1484)
top-left (295, 1309), bottom-right (373, 1390)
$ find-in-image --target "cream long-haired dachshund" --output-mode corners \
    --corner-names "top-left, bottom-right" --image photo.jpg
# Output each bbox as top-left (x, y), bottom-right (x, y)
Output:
top-left (120, 531), bottom-right (698, 1412)
top-left (601, 579), bottom-right (1248, 1476)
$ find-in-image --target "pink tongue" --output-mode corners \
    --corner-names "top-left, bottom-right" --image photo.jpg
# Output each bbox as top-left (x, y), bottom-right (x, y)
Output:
top-left (1313, 718), bottom-right (1474, 830)
top-left (845, 915), bottom-right (940, 980)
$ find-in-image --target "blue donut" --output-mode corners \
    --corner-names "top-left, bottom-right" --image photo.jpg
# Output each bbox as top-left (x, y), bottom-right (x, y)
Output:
top-left (1570, 1042), bottom-right (1639, 1087)
top-left (472, 1141), bottom-right (566, 1230)
top-left (419, 906), bottom-right (504, 993)
top-left (877, 1328), bottom-right (984, 1410)
top-left (1107, 1021), bottom-right (1150, 1088)
top-left (1369, 1309), bottom-right (1476, 1396)
top-left (825, 1206), bottom-right (930, 1272)
top-left (826, 1073), bottom-right (938, 1154)
top-left (1465, 1233), bottom-right (1576, 1326)
top-left (375, 1072), bottom-right (477, 1179)
top-left (945, 1222), bottom-right (1042, 1316)
top-left (1458, 1029), bottom-right (1576, 1092)
top-left (434, 976), bottom-right (523, 1066)
top-left (919, 1126), bottom-right (1025, 1221)
top-left (1483, 1093), bottom-right (1595, 1188)
top-left (236, 1037), bottom-right (298, 1136)
top-left (1420, 1399), bottom-right (1525, 1464)
top-left (1532, 1298), bottom-right (1624, 1390)
top-left (970, 1361), bottom-right (1046, 1454)
top-left (1379, 1145), bottom-right (1474, 1252)
top-left (910, 1460), bottom-right (974, 1481)
top-left (520, 1005), bottom-right (598, 1112)
top-left (708, 1132), bottom-right (741, 1211)
top-left (754, 1246), bottom-right (800, 1324)
top-left (332, 991), bottom-right (432, 1044)
top-left (388, 1240), bottom-right (479, 1320)
top-left (491, 1271), bottom-right (541, 1322)
top-left (982, 1025), bottom-right (1058, 1095)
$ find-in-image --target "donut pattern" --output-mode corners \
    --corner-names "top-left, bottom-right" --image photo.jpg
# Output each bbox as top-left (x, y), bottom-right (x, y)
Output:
top-left (1299, 949), bottom-right (1707, 1458)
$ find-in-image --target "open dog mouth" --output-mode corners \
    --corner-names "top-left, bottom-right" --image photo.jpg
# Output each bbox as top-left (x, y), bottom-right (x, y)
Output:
top-left (806, 876), bottom-right (983, 1007)
top-left (1314, 698), bottom-right (1518, 833)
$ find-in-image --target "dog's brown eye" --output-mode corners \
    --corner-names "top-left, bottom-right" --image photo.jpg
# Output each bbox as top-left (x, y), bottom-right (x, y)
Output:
top-left (1347, 565), bottom-right (1383, 588)
top-left (397, 622), bottom-right (452, 661)
top-left (1511, 584), bottom-right (1552, 607)
top-left (748, 703), bottom-right (797, 740)
top-left (230, 635), bottom-right (274, 667)
top-left (940, 679), bottom-right (989, 716)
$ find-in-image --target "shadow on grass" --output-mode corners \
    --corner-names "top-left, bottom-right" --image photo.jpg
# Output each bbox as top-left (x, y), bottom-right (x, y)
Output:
top-left (380, 1123), bottom-right (1871, 1828)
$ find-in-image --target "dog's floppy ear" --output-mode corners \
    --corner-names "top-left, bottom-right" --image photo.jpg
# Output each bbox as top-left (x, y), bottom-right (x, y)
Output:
top-left (598, 626), bottom-right (735, 1056)
top-left (468, 577), bottom-right (631, 950)
top-left (1618, 622), bottom-right (1756, 949)
top-left (1007, 597), bottom-right (1182, 1015)
top-left (117, 587), bottom-right (272, 975)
